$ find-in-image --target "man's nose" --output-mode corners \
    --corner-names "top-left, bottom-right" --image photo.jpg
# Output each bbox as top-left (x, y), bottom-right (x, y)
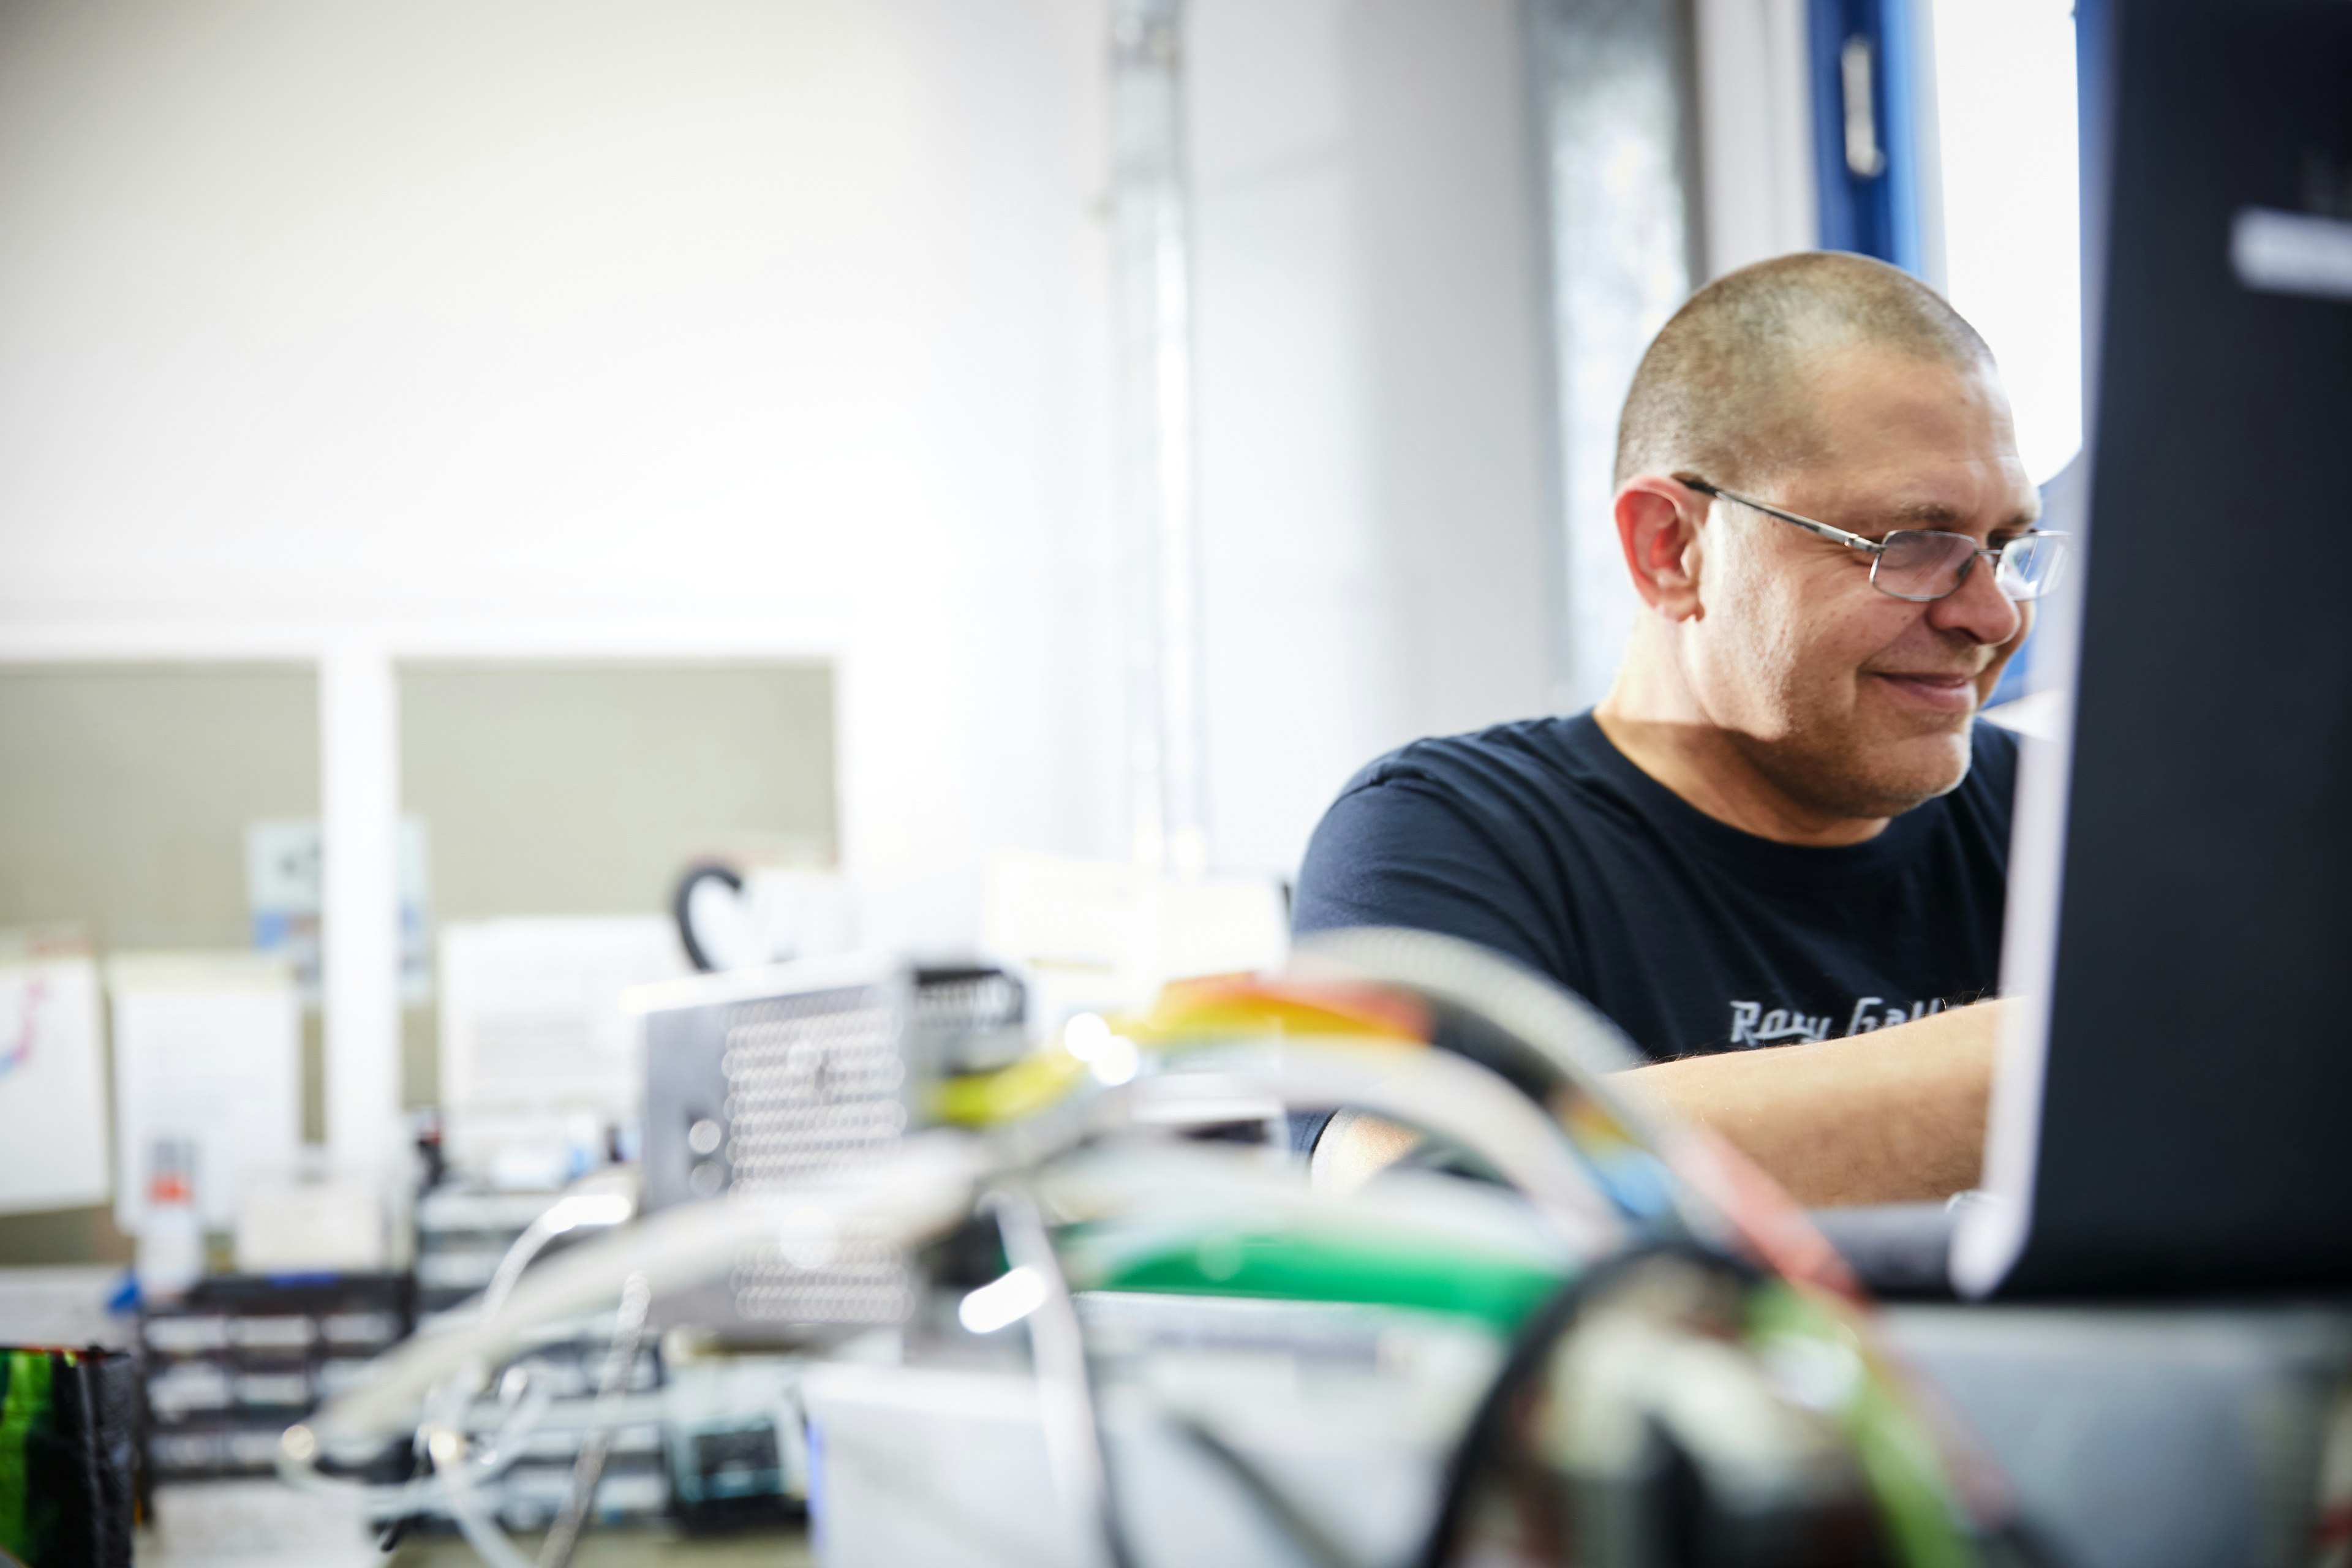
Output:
top-left (1926, 551), bottom-right (2023, 645)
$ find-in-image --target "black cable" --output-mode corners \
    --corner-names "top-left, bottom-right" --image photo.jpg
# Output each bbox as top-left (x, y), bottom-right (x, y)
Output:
top-left (1414, 1244), bottom-right (1736, 1568)
top-left (1170, 1412), bottom-right (1360, 1568)
top-left (1415, 1242), bottom-right (2063, 1568)
top-left (671, 862), bottom-right (744, 973)
top-left (1980, 1519), bottom-right (2073, 1568)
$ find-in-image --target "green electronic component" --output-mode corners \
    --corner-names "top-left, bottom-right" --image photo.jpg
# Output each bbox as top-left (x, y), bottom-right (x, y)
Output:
top-left (0, 1350), bottom-right (58, 1561)
top-left (1068, 1221), bottom-right (1570, 1332)
top-left (0, 1346), bottom-right (135, 1568)
top-left (1746, 1283), bottom-right (1976, 1568)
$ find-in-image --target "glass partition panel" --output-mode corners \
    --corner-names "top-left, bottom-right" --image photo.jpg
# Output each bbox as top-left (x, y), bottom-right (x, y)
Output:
top-left (396, 661), bottom-right (837, 1107)
top-left (0, 663), bottom-right (320, 1262)
top-left (1528, 0), bottom-right (1706, 710)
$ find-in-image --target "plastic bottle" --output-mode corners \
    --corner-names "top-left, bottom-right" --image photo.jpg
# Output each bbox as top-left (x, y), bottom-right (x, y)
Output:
top-left (136, 1136), bottom-right (205, 1300)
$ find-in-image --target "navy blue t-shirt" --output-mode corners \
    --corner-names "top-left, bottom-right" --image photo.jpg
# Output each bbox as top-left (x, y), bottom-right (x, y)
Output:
top-left (1292, 711), bottom-right (2017, 1063)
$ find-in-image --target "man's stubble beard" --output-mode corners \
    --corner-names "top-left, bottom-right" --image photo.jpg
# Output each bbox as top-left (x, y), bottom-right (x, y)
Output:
top-left (1691, 573), bottom-right (1981, 824)
top-left (1727, 669), bottom-right (1977, 824)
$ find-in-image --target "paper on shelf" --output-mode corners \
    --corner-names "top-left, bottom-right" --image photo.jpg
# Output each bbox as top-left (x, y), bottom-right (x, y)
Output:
top-left (439, 916), bottom-right (687, 1121)
top-left (0, 932), bottom-right (112, 1217)
top-left (107, 952), bottom-right (300, 1233)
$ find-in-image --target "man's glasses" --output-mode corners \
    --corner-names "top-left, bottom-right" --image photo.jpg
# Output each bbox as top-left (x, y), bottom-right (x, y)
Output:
top-left (1681, 477), bottom-right (2070, 603)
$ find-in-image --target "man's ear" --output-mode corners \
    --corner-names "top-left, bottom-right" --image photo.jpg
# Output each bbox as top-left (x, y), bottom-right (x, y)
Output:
top-left (1613, 475), bottom-right (1706, 621)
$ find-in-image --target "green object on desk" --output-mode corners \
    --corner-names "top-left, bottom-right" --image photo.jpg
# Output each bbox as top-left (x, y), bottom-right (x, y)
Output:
top-left (1746, 1284), bottom-right (1975, 1568)
top-left (0, 1346), bottom-right (134, 1568)
top-left (1071, 1222), bottom-right (1566, 1332)
top-left (0, 1349), bottom-right (59, 1562)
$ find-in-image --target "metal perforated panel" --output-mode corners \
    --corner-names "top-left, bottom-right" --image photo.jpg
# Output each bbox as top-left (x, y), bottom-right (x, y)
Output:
top-left (642, 959), bottom-right (1025, 1333)
top-left (714, 981), bottom-right (914, 1324)
top-left (718, 984), bottom-right (910, 1190)
top-left (906, 970), bottom-right (1028, 1074)
top-left (727, 1231), bottom-right (914, 1325)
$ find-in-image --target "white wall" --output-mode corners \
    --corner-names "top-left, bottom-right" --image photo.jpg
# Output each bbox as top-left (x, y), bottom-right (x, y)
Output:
top-left (0, 0), bottom-right (1557, 883)
top-left (1189, 0), bottom-right (1554, 874)
top-left (0, 0), bottom-right (1561, 1146)
top-left (0, 0), bottom-right (1124, 912)
top-left (0, 0), bottom-right (1137, 1158)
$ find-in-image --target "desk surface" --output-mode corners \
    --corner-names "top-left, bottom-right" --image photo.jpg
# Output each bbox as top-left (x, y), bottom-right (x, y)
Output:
top-left (390, 1529), bottom-right (811, 1568)
top-left (1883, 1300), bottom-right (2352, 1568)
top-left (139, 1479), bottom-right (812, 1568)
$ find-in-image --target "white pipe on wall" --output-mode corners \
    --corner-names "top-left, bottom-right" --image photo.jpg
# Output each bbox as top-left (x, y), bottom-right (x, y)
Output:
top-left (1109, 0), bottom-right (1210, 878)
top-left (320, 641), bottom-right (402, 1178)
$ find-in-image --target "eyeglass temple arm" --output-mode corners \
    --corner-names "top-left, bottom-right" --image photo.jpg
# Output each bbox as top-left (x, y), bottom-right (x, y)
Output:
top-left (1681, 477), bottom-right (2069, 590)
top-left (1677, 477), bottom-right (1884, 554)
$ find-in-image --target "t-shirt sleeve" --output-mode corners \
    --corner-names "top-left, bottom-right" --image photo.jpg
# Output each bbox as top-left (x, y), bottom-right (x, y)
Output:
top-left (1291, 771), bottom-right (1566, 981)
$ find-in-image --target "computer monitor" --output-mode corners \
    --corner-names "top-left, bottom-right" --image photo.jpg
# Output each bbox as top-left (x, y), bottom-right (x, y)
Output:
top-left (1954, 0), bottom-right (2352, 1297)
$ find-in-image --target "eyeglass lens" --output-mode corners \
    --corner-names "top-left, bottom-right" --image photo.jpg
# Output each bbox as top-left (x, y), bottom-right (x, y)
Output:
top-left (1872, 530), bottom-right (2064, 603)
top-left (1993, 533), bottom-right (2064, 599)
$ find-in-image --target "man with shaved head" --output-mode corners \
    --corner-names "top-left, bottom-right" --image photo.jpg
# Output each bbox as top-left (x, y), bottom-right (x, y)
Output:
top-left (1294, 252), bottom-right (2063, 1208)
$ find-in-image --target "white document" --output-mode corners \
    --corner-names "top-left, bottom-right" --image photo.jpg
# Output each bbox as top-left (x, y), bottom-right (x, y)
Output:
top-left (107, 952), bottom-right (301, 1234)
top-left (235, 1166), bottom-right (386, 1273)
top-left (439, 917), bottom-right (688, 1121)
top-left (0, 936), bottom-right (112, 1216)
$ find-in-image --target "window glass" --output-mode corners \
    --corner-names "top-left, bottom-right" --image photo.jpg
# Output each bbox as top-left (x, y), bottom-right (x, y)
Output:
top-left (1931, 0), bottom-right (2084, 484)
top-left (0, 663), bottom-right (320, 1262)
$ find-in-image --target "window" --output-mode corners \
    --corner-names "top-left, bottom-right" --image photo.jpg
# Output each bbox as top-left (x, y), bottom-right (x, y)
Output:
top-left (1929, 0), bottom-right (2083, 484)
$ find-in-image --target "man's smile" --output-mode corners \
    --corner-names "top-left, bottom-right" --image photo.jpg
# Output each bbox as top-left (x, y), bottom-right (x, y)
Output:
top-left (1868, 668), bottom-right (1980, 712)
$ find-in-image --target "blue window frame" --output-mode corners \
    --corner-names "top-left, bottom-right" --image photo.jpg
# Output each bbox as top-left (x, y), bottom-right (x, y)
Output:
top-left (1808, 0), bottom-right (1924, 271)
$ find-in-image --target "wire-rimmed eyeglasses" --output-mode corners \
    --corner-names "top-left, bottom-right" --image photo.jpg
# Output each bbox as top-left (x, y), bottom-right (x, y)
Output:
top-left (1681, 476), bottom-right (2070, 603)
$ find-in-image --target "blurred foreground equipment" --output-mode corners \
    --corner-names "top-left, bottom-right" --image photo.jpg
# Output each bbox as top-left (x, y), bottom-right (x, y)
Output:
top-left (0, 1345), bottom-right (136, 1568)
top-left (140, 1273), bottom-right (410, 1485)
top-left (635, 955), bottom-right (1028, 1338)
top-left (280, 929), bottom-right (2063, 1567)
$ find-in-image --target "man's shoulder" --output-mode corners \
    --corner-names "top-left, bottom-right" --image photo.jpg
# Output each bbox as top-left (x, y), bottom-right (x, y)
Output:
top-left (1334, 709), bottom-right (2020, 835)
top-left (1295, 712), bottom-right (1629, 980)
top-left (1337, 710), bottom-right (1615, 803)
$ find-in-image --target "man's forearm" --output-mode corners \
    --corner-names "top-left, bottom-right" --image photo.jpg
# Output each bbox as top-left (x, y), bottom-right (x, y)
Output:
top-left (1615, 1001), bottom-right (2000, 1207)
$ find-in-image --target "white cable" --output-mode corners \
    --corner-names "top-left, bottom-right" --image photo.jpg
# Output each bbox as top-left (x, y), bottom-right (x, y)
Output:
top-left (277, 1171), bottom-right (639, 1540)
top-left (480, 1186), bottom-right (636, 1322)
top-left (299, 1040), bottom-right (1611, 1472)
top-left (1134, 1041), bottom-right (1627, 1250)
top-left (416, 1175), bottom-right (642, 1563)
top-left (289, 1133), bottom-right (991, 1470)
top-left (1288, 925), bottom-right (1647, 1085)
top-left (423, 1366), bottom-right (535, 1568)
top-left (1286, 926), bottom-right (1724, 1240)
top-left (537, 1271), bottom-right (654, 1568)
top-left (281, 1030), bottom-right (1629, 1567)
top-left (987, 1190), bottom-right (1128, 1568)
